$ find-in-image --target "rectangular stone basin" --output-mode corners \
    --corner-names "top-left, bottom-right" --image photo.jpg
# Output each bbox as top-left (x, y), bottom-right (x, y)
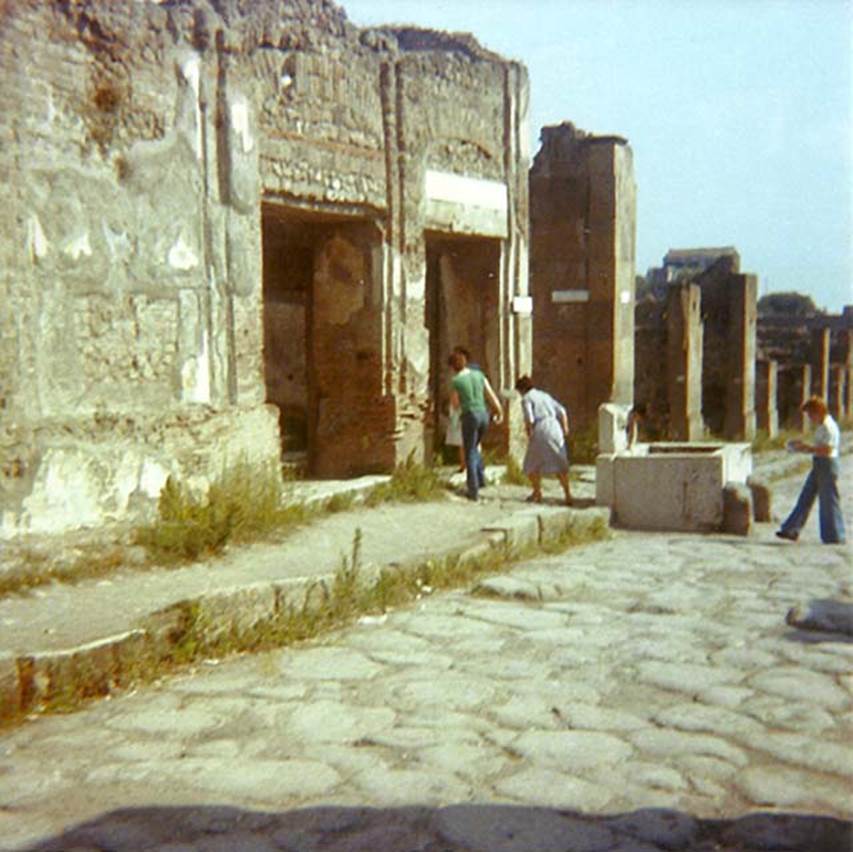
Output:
top-left (597, 442), bottom-right (752, 532)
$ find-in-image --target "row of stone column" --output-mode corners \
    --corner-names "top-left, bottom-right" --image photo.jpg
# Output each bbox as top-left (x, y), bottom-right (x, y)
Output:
top-left (762, 328), bottom-right (853, 435)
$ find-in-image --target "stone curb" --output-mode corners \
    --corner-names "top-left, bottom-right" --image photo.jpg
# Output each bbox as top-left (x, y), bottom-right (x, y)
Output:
top-left (2, 505), bottom-right (609, 722)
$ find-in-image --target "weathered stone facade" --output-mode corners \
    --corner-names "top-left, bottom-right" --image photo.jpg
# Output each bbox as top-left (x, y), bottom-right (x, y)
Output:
top-left (0, 1), bottom-right (530, 534)
top-left (529, 123), bottom-right (636, 435)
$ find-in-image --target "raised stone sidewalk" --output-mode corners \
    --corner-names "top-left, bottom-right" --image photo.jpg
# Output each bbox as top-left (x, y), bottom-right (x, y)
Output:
top-left (0, 468), bottom-right (606, 725)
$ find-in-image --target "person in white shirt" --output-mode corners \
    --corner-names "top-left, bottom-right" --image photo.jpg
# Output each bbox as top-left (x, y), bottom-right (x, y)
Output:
top-left (776, 396), bottom-right (846, 544)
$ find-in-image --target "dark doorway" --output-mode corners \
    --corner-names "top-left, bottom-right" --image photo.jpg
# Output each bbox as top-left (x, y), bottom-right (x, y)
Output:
top-left (262, 203), bottom-right (382, 477)
top-left (425, 234), bottom-right (501, 459)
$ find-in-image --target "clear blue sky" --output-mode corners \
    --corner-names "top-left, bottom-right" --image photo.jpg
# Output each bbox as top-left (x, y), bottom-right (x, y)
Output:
top-left (340, 0), bottom-right (852, 313)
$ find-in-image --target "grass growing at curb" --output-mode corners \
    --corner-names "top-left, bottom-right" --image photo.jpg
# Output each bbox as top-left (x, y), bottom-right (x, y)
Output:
top-left (162, 517), bottom-right (611, 665)
top-left (363, 453), bottom-right (445, 506)
top-left (22, 516), bottom-right (610, 724)
top-left (133, 461), bottom-right (315, 564)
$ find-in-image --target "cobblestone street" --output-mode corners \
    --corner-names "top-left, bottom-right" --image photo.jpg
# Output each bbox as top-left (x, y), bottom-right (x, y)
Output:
top-left (1, 459), bottom-right (851, 851)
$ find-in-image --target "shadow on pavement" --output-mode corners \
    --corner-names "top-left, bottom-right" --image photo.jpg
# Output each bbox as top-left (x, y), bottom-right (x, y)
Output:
top-left (15, 803), bottom-right (852, 851)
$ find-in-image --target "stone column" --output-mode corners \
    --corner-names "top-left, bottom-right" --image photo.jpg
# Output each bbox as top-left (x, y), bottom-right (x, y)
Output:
top-left (812, 326), bottom-right (830, 399)
top-left (829, 365), bottom-right (846, 421)
top-left (755, 358), bottom-right (778, 438)
top-left (665, 283), bottom-right (703, 440)
top-left (723, 274), bottom-right (757, 440)
top-left (842, 329), bottom-right (853, 419)
top-left (786, 364), bottom-right (812, 431)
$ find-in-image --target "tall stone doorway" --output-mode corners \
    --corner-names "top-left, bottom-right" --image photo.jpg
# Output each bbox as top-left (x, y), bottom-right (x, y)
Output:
top-left (425, 234), bottom-right (501, 459)
top-left (262, 203), bottom-right (384, 477)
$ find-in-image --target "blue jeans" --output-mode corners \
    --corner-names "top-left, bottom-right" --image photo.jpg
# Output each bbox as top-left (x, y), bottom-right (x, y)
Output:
top-left (780, 457), bottom-right (846, 544)
top-left (461, 409), bottom-right (489, 500)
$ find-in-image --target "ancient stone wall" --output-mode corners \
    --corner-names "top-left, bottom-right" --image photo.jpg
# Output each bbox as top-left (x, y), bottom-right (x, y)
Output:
top-left (0, 0), bottom-right (531, 532)
top-left (529, 123), bottom-right (636, 436)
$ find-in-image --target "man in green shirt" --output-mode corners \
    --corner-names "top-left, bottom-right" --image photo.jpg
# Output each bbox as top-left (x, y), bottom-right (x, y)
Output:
top-left (449, 350), bottom-right (503, 501)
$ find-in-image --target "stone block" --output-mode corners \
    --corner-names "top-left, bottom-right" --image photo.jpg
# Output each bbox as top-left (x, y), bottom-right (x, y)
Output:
top-left (598, 402), bottom-right (630, 453)
top-left (481, 514), bottom-right (539, 554)
top-left (0, 652), bottom-right (20, 721)
top-left (595, 453), bottom-right (616, 506)
top-left (722, 482), bottom-right (752, 536)
top-left (536, 507), bottom-right (573, 543)
top-left (746, 475), bottom-right (772, 522)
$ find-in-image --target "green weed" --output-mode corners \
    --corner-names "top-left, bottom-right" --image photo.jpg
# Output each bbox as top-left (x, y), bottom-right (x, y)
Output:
top-left (364, 453), bottom-right (444, 506)
top-left (133, 460), bottom-right (315, 564)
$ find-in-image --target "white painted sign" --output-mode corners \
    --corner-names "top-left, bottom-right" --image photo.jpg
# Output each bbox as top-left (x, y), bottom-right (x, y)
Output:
top-left (425, 170), bottom-right (508, 212)
top-left (551, 289), bottom-right (590, 303)
top-left (512, 296), bottom-right (533, 315)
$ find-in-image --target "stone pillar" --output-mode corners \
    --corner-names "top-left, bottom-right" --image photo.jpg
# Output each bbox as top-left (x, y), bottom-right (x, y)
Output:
top-left (842, 329), bottom-right (853, 420)
top-left (723, 274), bottom-right (757, 440)
top-left (665, 283), bottom-right (703, 440)
top-left (530, 122), bottom-right (636, 437)
top-left (755, 358), bottom-right (778, 438)
top-left (812, 326), bottom-right (830, 399)
top-left (779, 364), bottom-right (811, 431)
top-left (829, 365), bottom-right (845, 421)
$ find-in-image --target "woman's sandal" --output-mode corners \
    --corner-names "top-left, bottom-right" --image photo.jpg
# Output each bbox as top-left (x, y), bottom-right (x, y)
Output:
top-left (525, 493), bottom-right (542, 503)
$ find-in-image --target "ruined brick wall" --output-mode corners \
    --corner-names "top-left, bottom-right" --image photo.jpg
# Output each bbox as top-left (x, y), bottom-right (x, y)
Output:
top-left (530, 123), bottom-right (636, 436)
top-left (1, 0), bottom-right (531, 530)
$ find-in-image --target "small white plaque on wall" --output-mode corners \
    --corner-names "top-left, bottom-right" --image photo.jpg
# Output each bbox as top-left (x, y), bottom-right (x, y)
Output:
top-left (512, 296), bottom-right (533, 315)
top-left (552, 289), bottom-right (590, 303)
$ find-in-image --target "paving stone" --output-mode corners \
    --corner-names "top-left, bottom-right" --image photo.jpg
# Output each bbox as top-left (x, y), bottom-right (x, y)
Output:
top-left (735, 766), bottom-right (852, 812)
top-left (472, 575), bottom-right (543, 601)
top-left (103, 705), bottom-right (225, 737)
top-left (452, 600), bottom-right (570, 632)
top-left (415, 741), bottom-right (506, 778)
top-left (351, 766), bottom-right (471, 806)
top-left (624, 762), bottom-right (689, 792)
top-left (276, 647), bottom-right (385, 681)
top-left (695, 684), bottom-right (755, 709)
top-left (636, 661), bottom-right (746, 694)
top-left (511, 730), bottom-right (633, 771)
top-left (629, 729), bottom-right (748, 767)
top-left (740, 695), bottom-right (837, 733)
top-left (674, 754), bottom-right (738, 781)
top-left (283, 700), bottom-right (396, 745)
top-left (340, 628), bottom-right (434, 655)
top-left (750, 731), bottom-right (853, 777)
top-left (452, 654), bottom-right (553, 681)
top-left (749, 667), bottom-right (849, 710)
top-left (391, 675), bottom-right (498, 712)
top-left (433, 804), bottom-right (616, 852)
top-left (652, 702), bottom-right (764, 738)
top-left (556, 702), bottom-right (650, 732)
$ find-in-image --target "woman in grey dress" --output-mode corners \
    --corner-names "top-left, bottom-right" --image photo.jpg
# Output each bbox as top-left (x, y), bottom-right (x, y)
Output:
top-left (515, 376), bottom-right (572, 505)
